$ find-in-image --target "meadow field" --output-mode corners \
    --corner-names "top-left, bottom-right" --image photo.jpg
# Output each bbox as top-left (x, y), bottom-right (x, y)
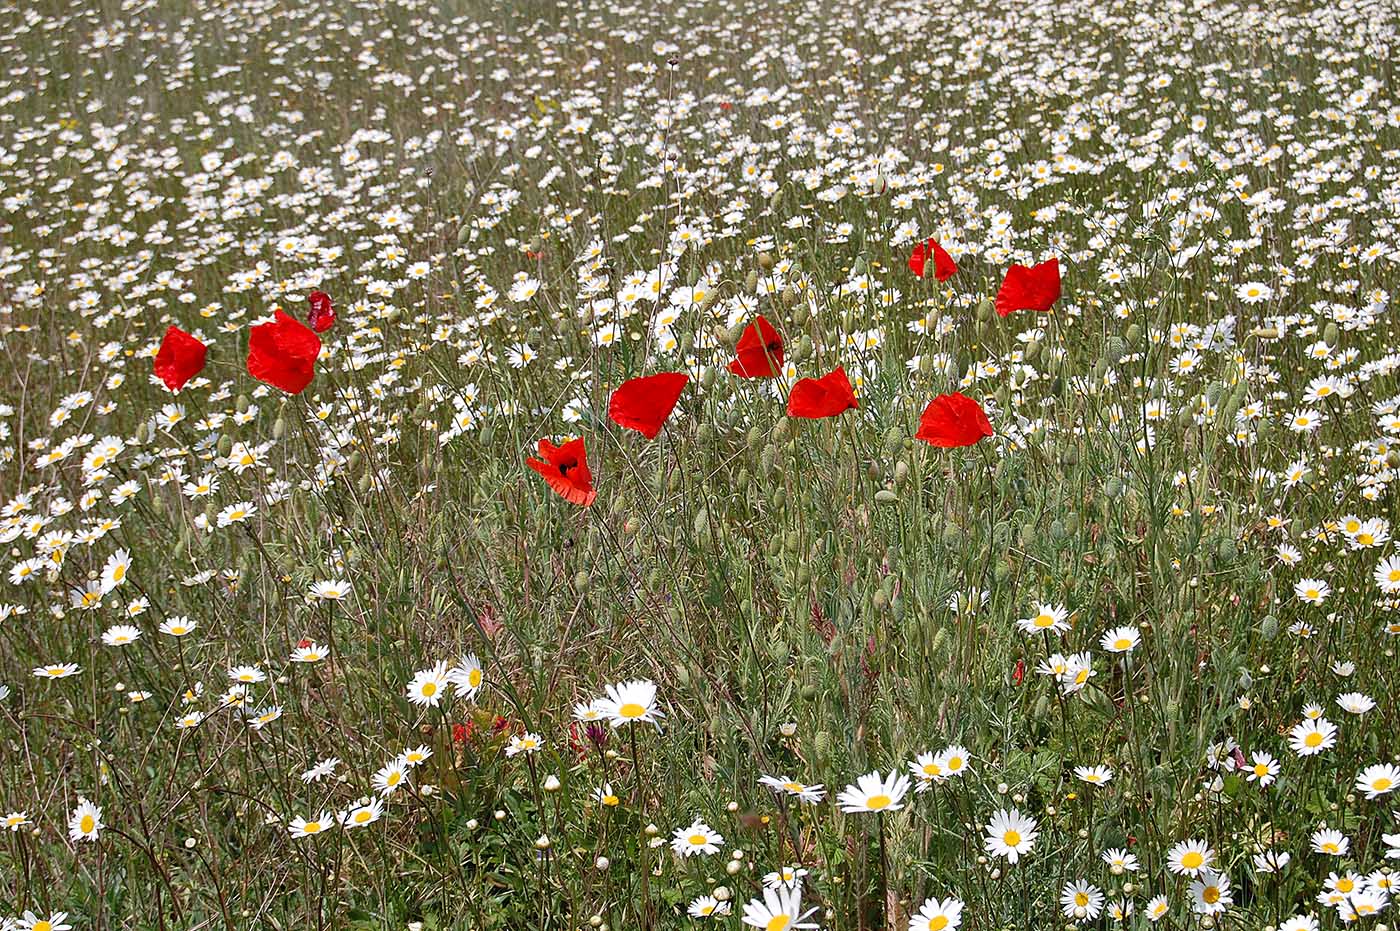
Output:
top-left (3, 0), bottom-right (1400, 928)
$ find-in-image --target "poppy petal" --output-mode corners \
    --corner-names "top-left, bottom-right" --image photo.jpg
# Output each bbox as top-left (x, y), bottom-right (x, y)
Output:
top-left (153, 325), bottom-right (207, 392)
top-left (787, 366), bottom-right (858, 419)
top-left (994, 258), bottom-right (1061, 317)
top-left (247, 310), bottom-right (322, 394)
top-left (915, 393), bottom-right (994, 448)
top-left (609, 372), bottom-right (689, 439)
top-left (728, 316), bottom-right (784, 378)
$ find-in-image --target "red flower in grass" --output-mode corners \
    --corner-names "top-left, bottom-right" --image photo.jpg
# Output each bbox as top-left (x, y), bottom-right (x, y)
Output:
top-left (153, 325), bottom-right (207, 392)
top-left (728, 316), bottom-right (784, 378)
top-left (247, 310), bottom-right (321, 394)
top-left (787, 366), bottom-right (858, 419)
top-left (915, 392), bottom-right (994, 448)
top-left (994, 258), bottom-right (1061, 317)
top-left (908, 238), bottom-right (958, 282)
top-left (527, 437), bottom-right (596, 506)
top-left (306, 290), bottom-right (336, 333)
top-left (609, 372), bottom-right (689, 439)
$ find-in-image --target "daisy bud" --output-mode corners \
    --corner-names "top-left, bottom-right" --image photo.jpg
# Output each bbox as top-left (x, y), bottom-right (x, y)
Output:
top-left (725, 860), bottom-right (741, 875)
top-left (494, 810), bottom-right (506, 821)
top-left (645, 823), bottom-right (658, 836)
top-left (594, 857), bottom-right (609, 870)
top-left (535, 834), bottom-right (550, 849)
top-left (544, 775), bottom-right (561, 792)
top-left (714, 886), bottom-right (731, 902)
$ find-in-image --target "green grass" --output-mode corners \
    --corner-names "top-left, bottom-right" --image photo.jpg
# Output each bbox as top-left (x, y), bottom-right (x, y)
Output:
top-left (2, 0), bottom-right (1400, 929)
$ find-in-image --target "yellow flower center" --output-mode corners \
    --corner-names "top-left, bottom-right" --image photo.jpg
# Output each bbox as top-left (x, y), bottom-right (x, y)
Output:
top-left (766, 917), bottom-right (791, 931)
top-left (421, 682), bottom-right (437, 697)
top-left (923, 764), bottom-right (941, 776)
top-left (80, 815), bottom-right (95, 833)
top-left (618, 702), bottom-right (646, 718)
top-left (1182, 851), bottom-right (1204, 869)
top-left (1374, 778), bottom-right (1393, 791)
top-left (1075, 893), bottom-right (1090, 907)
top-left (928, 917), bottom-right (949, 931)
top-left (1114, 638), bottom-right (1131, 650)
top-left (866, 794), bottom-right (891, 810)
top-left (304, 821), bottom-right (322, 834)
top-left (1203, 887), bottom-right (1220, 905)
top-left (468, 669), bottom-right (482, 688)
top-left (1003, 830), bottom-right (1021, 847)
top-left (1305, 732), bottom-right (1323, 747)
top-left (688, 833), bottom-right (708, 846)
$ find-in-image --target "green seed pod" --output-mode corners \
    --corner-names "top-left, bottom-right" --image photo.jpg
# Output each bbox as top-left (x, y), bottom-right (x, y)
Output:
top-left (135, 421), bottom-right (150, 444)
top-left (929, 627), bottom-right (949, 657)
top-left (1216, 536), bottom-right (1238, 563)
top-left (456, 221), bottom-right (473, 245)
top-left (875, 489), bottom-right (899, 504)
top-left (1104, 476), bottom-right (1125, 499)
top-left (792, 302), bottom-right (809, 325)
top-left (236, 394), bottom-right (250, 412)
top-left (357, 472), bottom-right (372, 495)
top-left (760, 443), bottom-right (777, 476)
top-left (674, 663), bottom-right (691, 687)
top-left (994, 559), bottom-right (1012, 583)
top-left (893, 461), bottom-right (909, 487)
top-left (794, 335), bottom-right (813, 362)
top-left (1125, 323), bottom-right (1143, 349)
top-left (1261, 614), bottom-right (1279, 641)
top-left (217, 434), bottom-right (233, 458)
top-left (1104, 336), bottom-right (1127, 366)
top-left (785, 531), bottom-right (800, 554)
top-left (573, 571), bottom-right (590, 591)
top-left (347, 451), bottom-right (362, 474)
top-left (744, 269), bottom-right (760, 292)
top-left (1033, 695), bottom-right (1051, 720)
top-left (851, 257), bottom-right (866, 277)
top-left (151, 493), bottom-right (164, 516)
top-left (701, 366), bottom-right (717, 389)
top-left (814, 730), bottom-right (832, 757)
top-left (1024, 339), bottom-right (1042, 362)
top-left (1323, 321), bottom-right (1340, 347)
top-left (975, 296), bottom-right (994, 321)
top-left (771, 416), bottom-right (792, 443)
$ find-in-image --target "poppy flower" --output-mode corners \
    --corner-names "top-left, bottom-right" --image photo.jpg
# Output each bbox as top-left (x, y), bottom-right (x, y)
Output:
top-left (526, 438), bottom-right (596, 506)
top-left (247, 310), bottom-right (322, 395)
top-left (787, 366), bottom-right (858, 419)
top-left (908, 238), bottom-right (958, 282)
top-left (728, 316), bottom-right (784, 378)
top-left (915, 393), bottom-right (994, 448)
top-left (306, 290), bottom-right (336, 333)
top-left (609, 372), bottom-right (689, 439)
top-left (994, 258), bottom-right (1061, 317)
top-left (153, 325), bottom-right (207, 392)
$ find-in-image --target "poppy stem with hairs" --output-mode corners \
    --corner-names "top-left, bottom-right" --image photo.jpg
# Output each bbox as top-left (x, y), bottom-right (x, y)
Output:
top-left (630, 725), bottom-right (652, 931)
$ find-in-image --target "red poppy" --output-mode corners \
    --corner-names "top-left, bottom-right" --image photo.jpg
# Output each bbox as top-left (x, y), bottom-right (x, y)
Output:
top-left (908, 238), bottom-right (958, 282)
top-left (526, 437), bottom-right (596, 506)
top-left (915, 392), bottom-right (994, 448)
top-left (153, 325), bottom-right (207, 392)
top-left (609, 372), bottom-right (689, 439)
top-left (787, 366), bottom-right (858, 419)
top-left (246, 310), bottom-right (321, 394)
top-left (728, 316), bottom-right (784, 378)
top-left (306, 290), bottom-right (336, 333)
top-left (994, 258), bottom-right (1061, 317)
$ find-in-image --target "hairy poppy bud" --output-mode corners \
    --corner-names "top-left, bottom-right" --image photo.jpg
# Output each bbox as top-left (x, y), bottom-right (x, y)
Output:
top-left (744, 270), bottom-right (759, 292)
top-left (758, 252), bottom-right (775, 271)
top-left (1323, 321), bottom-right (1339, 346)
top-left (273, 417), bottom-right (286, 440)
top-left (1024, 339), bottom-right (1042, 362)
top-left (1261, 614), bottom-right (1279, 640)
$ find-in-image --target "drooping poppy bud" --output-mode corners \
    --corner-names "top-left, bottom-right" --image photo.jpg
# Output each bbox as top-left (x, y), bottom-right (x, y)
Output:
top-left (247, 310), bottom-right (321, 395)
top-left (609, 372), bottom-right (689, 439)
top-left (526, 437), bottom-right (596, 506)
top-left (908, 238), bottom-right (958, 282)
top-left (994, 258), bottom-right (1061, 317)
top-left (153, 325), bottom-right (207, 392)
top-left (306, 290), bottom-right (336, 333)
top-left (787, 366), bottom-right (858, 419)
top-left (728, 316), bottom-right (784, 378)
top-left (915, 392), bottom-right (994, 448)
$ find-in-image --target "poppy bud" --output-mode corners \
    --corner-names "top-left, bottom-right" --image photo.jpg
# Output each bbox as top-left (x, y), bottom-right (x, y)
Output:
top-left (757, 252), bottom-right (774, 270)
top-left (1104, 336), bottom-right (1126, 365)
top-left (760, 444), bottom-right (777, 476)
top-left (744, 270), bottom-right (759, 293)
top-left (1323, 321), bottom-right (1339, 346)
top-left (151, 493), bottom-right (164, 516)
top-left (273, 417), bottom-right (286, 440)
top-left (794, 335), bottom-right (813, 362)
top-left (136, 421), bottom-right (150, 444)
top-left (457, 221), bottom-right (473, 245)
top-left (813, 730), bottom-right (831, 757)
top-left (1033, 696), bottom-right (1050, 720)
top-left (975, 297), bottom-right (994, 322)
top-left (1125, 323), bottom-right (1143, 349)
top-left (893, 461), bottom-right (908, 487)
top-left (1387, 450), bottom-right (1400, 469)
top-left (217, 435), bottom-right (233, 458)
top-left (1261, 614), bottom-right (1279, 640)
top-left (875, 489), bottom-right (899, 505)
top-left (1250, 326), bottom-right (1280, 339)
top-left (357, 473), bottom-right (372, 495)
top-left (782, 285), bottom-right (798, 307)
top-left (573, 571), bottom-right (589, 591)
top-left (746, 426), bottom-right (763, 454)
top-left (771, 417), bottom-right (791, 442)
top-left (347, 451), bottom-right (362, 473)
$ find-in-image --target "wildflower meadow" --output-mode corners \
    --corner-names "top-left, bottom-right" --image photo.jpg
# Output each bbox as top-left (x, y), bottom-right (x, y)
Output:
top-left (3, 0), bottom-right (1400, 929)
